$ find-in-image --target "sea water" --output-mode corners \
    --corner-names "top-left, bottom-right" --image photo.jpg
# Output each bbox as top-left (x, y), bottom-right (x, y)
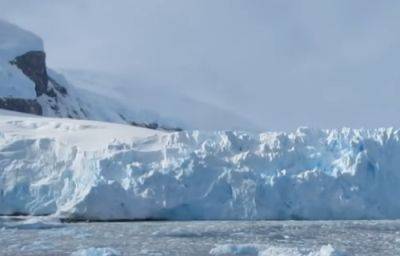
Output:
top-left (0, 219), bottom-right (399, 255)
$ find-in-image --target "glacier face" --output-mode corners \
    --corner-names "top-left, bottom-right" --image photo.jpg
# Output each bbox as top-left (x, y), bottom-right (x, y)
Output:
top-left (1, 110), bottom-right (400, 220)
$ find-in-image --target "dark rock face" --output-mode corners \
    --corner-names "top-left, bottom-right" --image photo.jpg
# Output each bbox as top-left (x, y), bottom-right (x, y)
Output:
top-left (2, 50), bottom-right (72, 116)
top-left (49, 77), bottom-right (68, 96)
top-left (1, 51), bottom-right (50, 115)
top-left (11, 51), bottom-right (49, 97)
top-left (130, 120), bottom-right (183, 132)
top-left (0, 98), bottom-right (42, 115)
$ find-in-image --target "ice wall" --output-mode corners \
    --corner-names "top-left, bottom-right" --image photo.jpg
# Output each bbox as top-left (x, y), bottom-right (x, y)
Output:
top-left (1, 115), bottom-right (399, 220)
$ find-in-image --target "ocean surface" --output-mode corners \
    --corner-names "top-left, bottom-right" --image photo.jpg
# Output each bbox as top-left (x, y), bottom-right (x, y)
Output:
top-left (1, 218), bottom-right (399, 255)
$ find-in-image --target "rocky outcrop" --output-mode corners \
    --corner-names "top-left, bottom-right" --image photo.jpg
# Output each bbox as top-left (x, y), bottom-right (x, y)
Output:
top-left (130, 120), bottom-right (183, 132)
top-left (10, 51), bottom-right (48, 96)
top-left (9, 51), bottom-right (68, 98)
top-left (0, 97), bottom-right (42, 115)
top-left (2, 50), bottom-right (77, 117)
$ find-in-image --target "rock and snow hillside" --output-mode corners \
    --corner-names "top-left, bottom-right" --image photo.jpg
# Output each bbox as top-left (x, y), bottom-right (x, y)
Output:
top-left (0, 19), bottom-right (257, 132)
top-left (0, 20), bottom-right (180, 130)
top-left (61, 69), bottom-right (260, 131)
top-left (1, 109), bottom-right (400, 220)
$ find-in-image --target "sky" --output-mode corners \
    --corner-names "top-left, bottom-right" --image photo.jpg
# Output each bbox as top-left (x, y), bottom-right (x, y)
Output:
top-left (1, 0), bottom-right (400, 131)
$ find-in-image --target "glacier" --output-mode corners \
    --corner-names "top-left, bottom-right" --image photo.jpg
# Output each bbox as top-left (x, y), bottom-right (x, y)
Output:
top-left (0, 109), bottom-right (400, 220)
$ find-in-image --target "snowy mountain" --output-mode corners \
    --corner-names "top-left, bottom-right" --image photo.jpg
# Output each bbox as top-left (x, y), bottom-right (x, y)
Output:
top-left (1, 108), bottom-right (400, 221)
top-left (0, 20), bottom-right (181, 130)
top-left (0, 20), bottom-right (259, 131)
top-left (61, 69), bottom-right (260, 131)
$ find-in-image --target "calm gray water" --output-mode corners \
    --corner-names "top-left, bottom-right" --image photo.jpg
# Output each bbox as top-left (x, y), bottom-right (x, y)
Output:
top-left (1, 219), bottom-right (400, 255)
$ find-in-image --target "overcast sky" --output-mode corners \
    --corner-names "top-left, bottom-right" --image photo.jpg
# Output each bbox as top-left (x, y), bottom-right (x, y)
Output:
top-left (2, 0), bottom-right (400, 131)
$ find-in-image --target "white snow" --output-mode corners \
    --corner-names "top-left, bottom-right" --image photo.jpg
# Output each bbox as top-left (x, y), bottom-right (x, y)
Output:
top-left (0, 19), bottom-right (43, 61)
top-left (71, 247), bottom-right (121, 256)
top-left (0, 20), bottom-right (42, 99)
top-left (1, 109), bottom-right (400, 220)
top-left (0, 109), bottom-right (162, 151)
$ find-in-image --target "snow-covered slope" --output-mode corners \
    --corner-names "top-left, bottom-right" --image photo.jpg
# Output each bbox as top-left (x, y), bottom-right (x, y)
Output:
top-left (0, 20), bottom-right (42, 99)
top-left (1, 109), bottom-right (400, 220)
top-left (0, 19), bottom-right (181, 130)
top-left (61, 69), bottom-right (259, 131)
top-left (44, 69), bottom-right (180, 129)
top-left (0, 19), bottom-right (256, 131)
top-left (0, 20), bottom-right (43, 63)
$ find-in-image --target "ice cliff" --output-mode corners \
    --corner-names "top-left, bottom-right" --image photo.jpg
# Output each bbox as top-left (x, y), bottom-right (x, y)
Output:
top-left (0, 110), bottom-right (399, 220)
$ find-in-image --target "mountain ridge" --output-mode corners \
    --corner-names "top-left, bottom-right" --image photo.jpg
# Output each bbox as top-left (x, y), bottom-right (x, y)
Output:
top-left (0, 20), bottom-right (182, 131)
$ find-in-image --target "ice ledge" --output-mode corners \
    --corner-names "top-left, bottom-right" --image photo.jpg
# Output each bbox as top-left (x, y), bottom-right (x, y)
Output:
top-left (0, 115), bottom-right (400, 221)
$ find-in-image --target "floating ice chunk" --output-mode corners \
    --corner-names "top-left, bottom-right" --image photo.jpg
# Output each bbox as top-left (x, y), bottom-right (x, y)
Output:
top-left (311, 244), bottom-right (348, 256)
top-left (71, 247), bottom-right (121, 256)
top-left (210, 244), bottom-right (260, 255)
top-left (0, 217), bottom-right (64, 230)
top-left (209, 244), bottom-right (303, 256)
top-left (259, 246), bottom-right (303, 256)
top-left (210, 244), bottom-right (348, 256)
